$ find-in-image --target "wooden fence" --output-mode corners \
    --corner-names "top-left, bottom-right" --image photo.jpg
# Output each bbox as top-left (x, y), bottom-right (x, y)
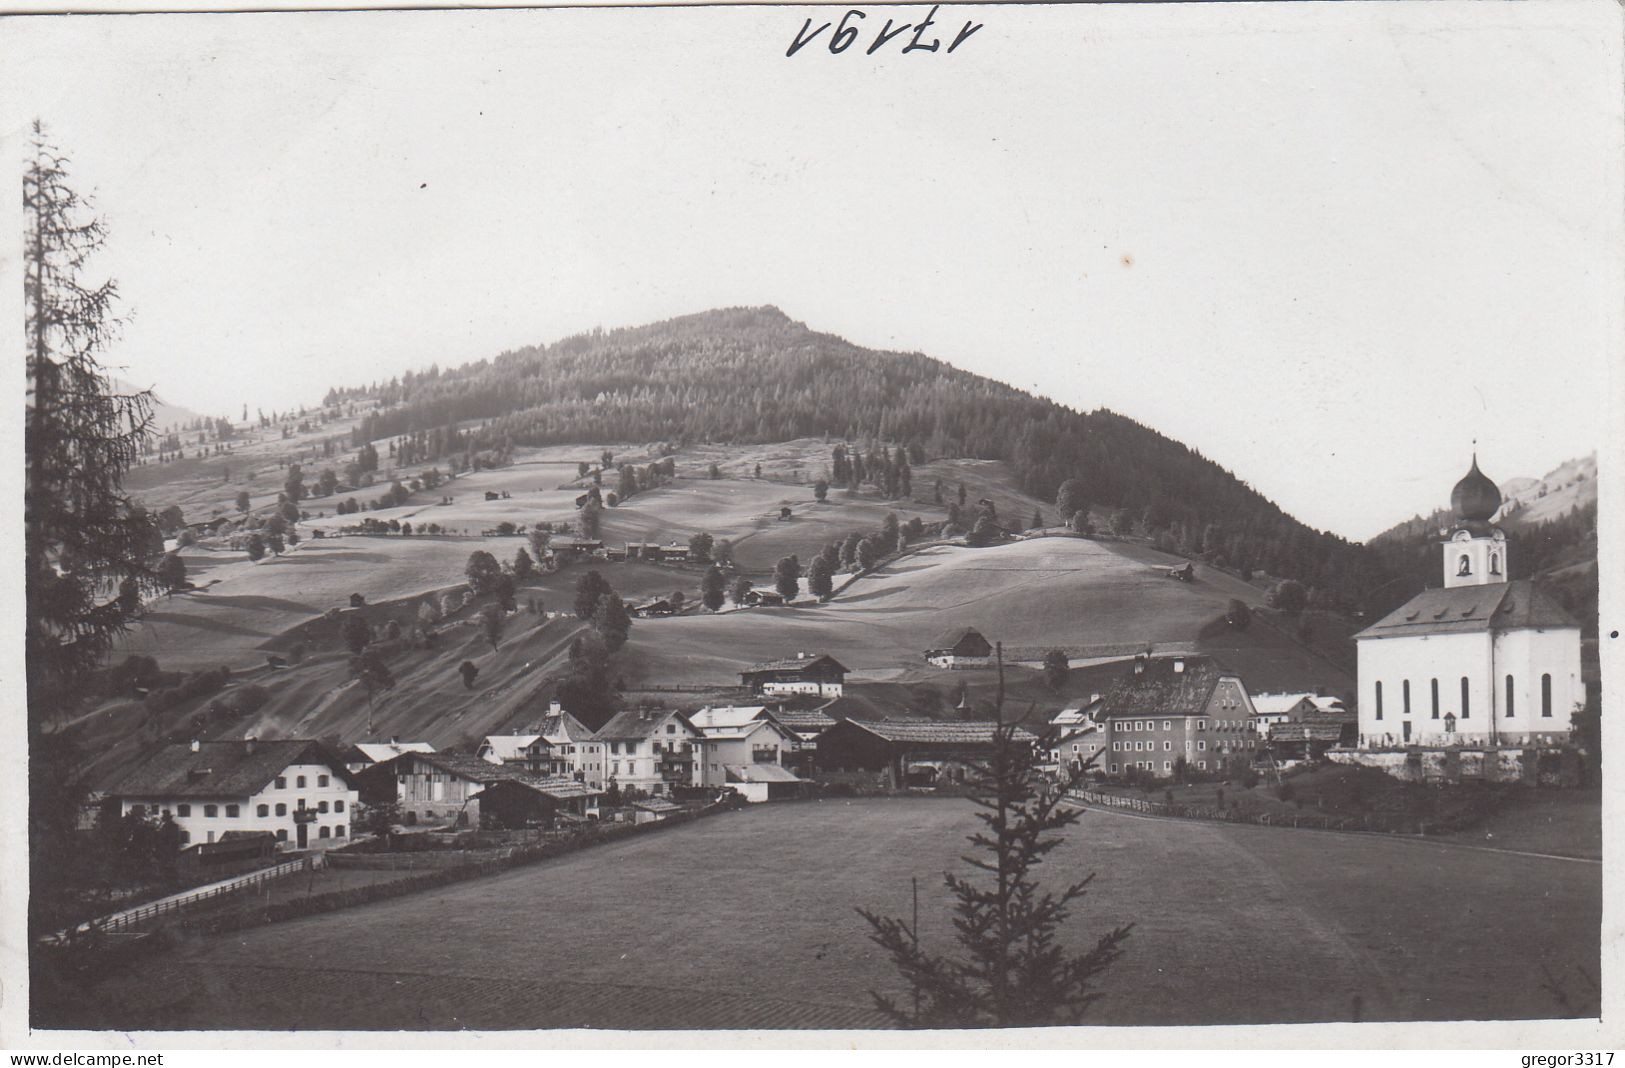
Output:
top-left (51, 857), bottom-right (311, 942)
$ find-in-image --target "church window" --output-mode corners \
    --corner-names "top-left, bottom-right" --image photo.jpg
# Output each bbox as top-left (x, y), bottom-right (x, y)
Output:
top-left (1541, 674), bottom-right (1552, 718)
top-left (1374, 681), bottom-right (1383, 720)
top-left (1430, 679), bottom-right (1440, 719)
top-left (1490, 553), bottom-right (1501, 575)
top-left (1461, 677), bottom-right (1470, 719)
top-left (1402, 680), bottom-right (1411, 716)
top-left (1457, 554), bottom-right (1472, 576)
top-left (1505, 674), bottom-right (1515, 718)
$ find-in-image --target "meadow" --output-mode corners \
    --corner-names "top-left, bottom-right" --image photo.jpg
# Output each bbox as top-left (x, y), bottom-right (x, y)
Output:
top-left (54, 798), bottom-right (1601, 1030)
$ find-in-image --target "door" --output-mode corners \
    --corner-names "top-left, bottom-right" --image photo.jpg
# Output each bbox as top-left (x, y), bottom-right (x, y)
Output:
top-left (296, 820), bottom-right (308, 849)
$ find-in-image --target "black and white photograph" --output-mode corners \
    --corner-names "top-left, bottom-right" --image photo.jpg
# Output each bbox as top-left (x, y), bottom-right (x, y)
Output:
top-left (4, 0), bottom-right (1620, 1048)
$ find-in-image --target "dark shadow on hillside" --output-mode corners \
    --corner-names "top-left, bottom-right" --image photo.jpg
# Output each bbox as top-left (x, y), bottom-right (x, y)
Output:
top-left (183, 594), bottom-right (320, 614)
top-left (139, 612), bottom-right (269, 638)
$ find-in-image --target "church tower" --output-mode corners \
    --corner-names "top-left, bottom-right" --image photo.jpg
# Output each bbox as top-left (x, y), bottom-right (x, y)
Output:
top-left (1441, 455), bottom-right (1509, 589)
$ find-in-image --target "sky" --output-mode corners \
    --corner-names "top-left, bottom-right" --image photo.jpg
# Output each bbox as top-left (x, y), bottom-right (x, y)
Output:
top-left (4, 2), bottom-right (1620, 541)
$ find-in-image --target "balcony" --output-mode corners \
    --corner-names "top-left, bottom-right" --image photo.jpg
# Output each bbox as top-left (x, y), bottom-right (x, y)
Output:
top-left (751, 748), bottom-right (781, 764)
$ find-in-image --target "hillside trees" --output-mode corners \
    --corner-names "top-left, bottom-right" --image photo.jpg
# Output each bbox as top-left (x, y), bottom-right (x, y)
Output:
top-left (1226, 599), bottom-right (1252, 630)
top-left (512, 546), bottom-right (535, 581)
top-left (465, 550), bottom-right (502, 595)
top-left (574, 569), bottom-right (612, 620)
top-left (342, 613), bottom-right (373, 654)
top-left (236, 490), bottom-right (251, 513)
top-left (774, 555), bottom-right (801, 602)
top-left (349, 648), bottom-right (395, 731)
top-left (247, 533), bottom-right (267, 561)
top-left (856, 537), bottom-right (880, 572)
top-left (480, 603), bottom-right (505, 651)
top-left (815, 478), bottom-right (829, 502)
top-left (459, 660), bottom-right (479, 689)
top-left (730, 575), bottom-right (753, 605)
top-left (701, 565), bottom-right (726, 612)
top-left (688, 532), bottom-right (714, 564)
top-left (1043, 649), bottom-right (1069, 692)
top-left (1267, 579), bottom-right (1308, 616)
top-left (1055, 479), bottom-right (1090, 527)
top-left (594, 593), bottom-right (632, 652)
top-left (808, 555), bottom-right (835, 600)
top-left (157, 552), bottom-right (187, 594)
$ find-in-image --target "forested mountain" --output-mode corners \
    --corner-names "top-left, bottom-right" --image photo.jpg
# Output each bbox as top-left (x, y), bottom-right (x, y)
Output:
top-left (326, 305), bottom-right (1394, 613)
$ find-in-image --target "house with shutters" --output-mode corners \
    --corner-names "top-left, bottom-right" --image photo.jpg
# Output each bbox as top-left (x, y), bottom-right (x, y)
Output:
top-left (740, 653), bottom-right (848, 698)
top-left (686, 706), bottom-right (802, 792)
top-left (592, 708), bottom-right (704, 797)
top-left (103, 738), bottom-right (357, 851)
top-left (924, 627), bottom-right (994, 668)
top-left (1095, 654), bottom-right (1260, 779)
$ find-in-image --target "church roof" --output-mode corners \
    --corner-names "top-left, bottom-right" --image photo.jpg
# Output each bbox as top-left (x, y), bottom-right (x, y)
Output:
top-left (1451, 455), bottom-right (1502, 523)
top-left (1354, 579), bottom-right (1578, 640)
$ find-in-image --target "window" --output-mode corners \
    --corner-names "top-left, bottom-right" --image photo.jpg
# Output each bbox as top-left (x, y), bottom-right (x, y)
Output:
top-left (1164, 741), bottom-right (1171, 751)
top-left (1197, 740), bottom-right (1206, 751)
top-left (1163, 761), bottom-right (1171, 772)
top-left (1431, 679), bottom-right (1440, 719)
top-left (180, 831), bottom-right (191, 845)
top-left (226, 804), bottom-right (240, 818)
top-left (1542, 674), bottom-right (1552, 718)
top-left (610, 742), bottom-right (620, 754)
top-left (204, 804), bottom-right (218, 817)
top-left (276, 803), bottom-right (287, 816)
top-left (275, 777), bottom-right (287, 789)
top-left (1457, 554), bottom-right (1471, 576)
top-left (317, 801), bottom-right (329, 813)
top-left (335, 826), bottom-right (346, 837)
top-left (1198, 761), bottom-right (1208, 771)
top-left (1163, 721), bottom-right (1171, 730)
top-left (296, 775), bottom-right (307, 788)
top-left (1196, 720), bottom-right (1207, 731)
top-left (1506, 674), bottom-right (1515, 718)
top-left (1402, 680), bottom-right (1411, 716)
top-left (335, 800), bottom-right (344, 812)
top-left (666, 724), bottom-right (676, 734)
top-left (257, 804), bottom-right (269, 817)
top-left (1461, 676), bottom-right (1470, 719)
top-left (176, 803), bottom-right (192, 817)
top-left (276, 828), bottom-right (288, 841)
top-left (1490, 552), bottom-right (1501, 575)
top-left (612, 761), bottom-right (621, 775)
top-left (1375, 681), bottom-right (1383, 720)
top-left (318, 775), bottom-right (329, 788)
top-left (1110, 763), bottom-right (1119, 774)
top-left (319, 826), bottom-right (330, 838)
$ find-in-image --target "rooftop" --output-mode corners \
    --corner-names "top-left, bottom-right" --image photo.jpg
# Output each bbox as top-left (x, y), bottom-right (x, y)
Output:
top-left (106, 739), bottom-right (351, 799)
top-left (1097, 656), bottom-right (1230, 720)
top-left (1355, 580), bottom-right (1578, 640)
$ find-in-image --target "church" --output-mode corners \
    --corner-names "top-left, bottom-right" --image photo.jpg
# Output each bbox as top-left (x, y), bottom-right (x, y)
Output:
top-left (1353, 456), bottom-right (1582, 748)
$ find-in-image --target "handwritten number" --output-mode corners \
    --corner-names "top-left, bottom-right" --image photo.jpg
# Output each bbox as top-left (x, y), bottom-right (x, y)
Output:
top-left (867, 18), bottom-right (912, 55)
top-left (948, 21), bottom-right (983, 52)
top-left (787, 17), bottom-right (831, 57)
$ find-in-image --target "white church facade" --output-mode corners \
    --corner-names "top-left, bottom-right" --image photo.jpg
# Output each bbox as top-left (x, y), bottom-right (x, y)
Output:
top-left (1353, 457), bottom-right (1582, 749)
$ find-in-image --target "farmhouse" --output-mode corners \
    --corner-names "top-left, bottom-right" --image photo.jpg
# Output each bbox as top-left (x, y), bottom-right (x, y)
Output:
top-left (742, 589), bottom-right (785, 608)
top-left (471, 777), bottom-right (602, 829)
top-left (476, 733), bottom-right (550, 774)
top-left (688, 706), bottom-right (800, 789)
top-left (631, 598), bottom-right (677, 618)
top-left (1050, 698), bottom-right (1105, 772)
top-left (721, 763), bottom-right (806, 803)
top-left (924, 626), bottom-right (994, 668)
top-left (592, 707), bottom-right (703, 797)
top-left (1095, 654), bottom-right (1260, 779)
top-left (740, 653), bottom-right (848, 698)
top-left (357, 751), bottom-right (528, 828)
top-left (816, 719), bottom-right (1037, 787)
top-left (103, 738), bottom-right (356, 851)
top-left (1353, 457), bottom-right (1582, 750)
top-left (341, 740), bottom-right (435, 774)
top-left (1250, 693), bottom-right (1321, 736)
top-left (534, 703), bottom-right (608, 787)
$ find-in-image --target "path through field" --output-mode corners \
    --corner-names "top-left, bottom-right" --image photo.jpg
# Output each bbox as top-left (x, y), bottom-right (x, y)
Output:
top-left (46, 799), bottom-right (1599, 1030)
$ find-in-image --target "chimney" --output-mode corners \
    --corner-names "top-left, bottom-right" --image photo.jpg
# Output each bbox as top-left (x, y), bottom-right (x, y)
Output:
top-left (549, 700), bottom-right (562, 714)
top-left (244, 736), bottom-right (257, 756)
top-left (190, 739), bottom-right (201, 753)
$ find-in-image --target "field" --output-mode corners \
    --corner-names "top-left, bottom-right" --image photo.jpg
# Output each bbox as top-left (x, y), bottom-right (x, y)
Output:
top-left (47, 798), bottom-right (1599, 1030)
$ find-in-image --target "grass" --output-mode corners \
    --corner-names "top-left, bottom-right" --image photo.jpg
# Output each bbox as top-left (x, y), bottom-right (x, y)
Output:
top-left (50, 797), bottom-right (1600, 1030)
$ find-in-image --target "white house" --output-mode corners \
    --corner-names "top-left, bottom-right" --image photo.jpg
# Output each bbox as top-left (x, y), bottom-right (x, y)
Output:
top-left (1354, 457), bottom-right (1582, 748)
top-left (104, 738), bottom-right (357, 851)
top-left (592, 708), bottom-right (704, 797)
top-left (739, 654), bottom-right (848, 698)
top-left (342, 739), bottom-right (434, 774)
top-left (687, 706), bottom-right (800, 789)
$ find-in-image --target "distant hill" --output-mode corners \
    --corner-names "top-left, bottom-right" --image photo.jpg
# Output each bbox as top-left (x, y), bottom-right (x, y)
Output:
top-left (112, 378), bottom-right (208, 433)
top-left (324, 305), bottom-right (1393, 612)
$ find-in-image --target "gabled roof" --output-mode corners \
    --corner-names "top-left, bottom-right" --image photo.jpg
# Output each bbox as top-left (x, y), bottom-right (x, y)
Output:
top-left (1250, 693), bottom-right (1319, 717)
top-left (768, 707), bottom-right (837, 733)
top-left (741, 654), bottom-right (849, 677)
top-left (725, 763), bottom-right (803, 784)
top-left (631, 797), bottom-right (682, 812)
top-left (832, 719), bottom-right (1037, 746)
top-left (1355, 579), bottom-right (1579, 640)
top-left (688, 705), bottom-right (774, 730)
top-left (592, 707), bottom-right (699, 742)
top-left (344, 741), bottom-right (436, 765)
top-left (1097, 656), bottom-right (1230, 720)
top-left (471, 775), bottom-right (603, 801)
top-left (478, 734), bottom-right (545, 762)
top-left (106, 740), bottom-right (351, 799)
top-left (537, 710), bottom-right (595, 746)
top-left (927, 626), bottom-right (990, 652)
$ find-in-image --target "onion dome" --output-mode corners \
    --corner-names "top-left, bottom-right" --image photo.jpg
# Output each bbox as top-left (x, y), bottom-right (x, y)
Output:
top-left (1451, 455), bottom-right (1501, 523)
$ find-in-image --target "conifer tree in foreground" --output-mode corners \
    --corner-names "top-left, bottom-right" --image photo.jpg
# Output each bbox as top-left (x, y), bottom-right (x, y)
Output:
top-left (856, 664), bottom-right (1132, 1027)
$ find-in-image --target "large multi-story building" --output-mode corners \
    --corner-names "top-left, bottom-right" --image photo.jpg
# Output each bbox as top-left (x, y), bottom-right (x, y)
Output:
top-left (592, 708), bottom-right (703, 797)
top-left (1095, 655), bottom-right (1260, 778)
top-left (104, 738), bottom-right (357, 851)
